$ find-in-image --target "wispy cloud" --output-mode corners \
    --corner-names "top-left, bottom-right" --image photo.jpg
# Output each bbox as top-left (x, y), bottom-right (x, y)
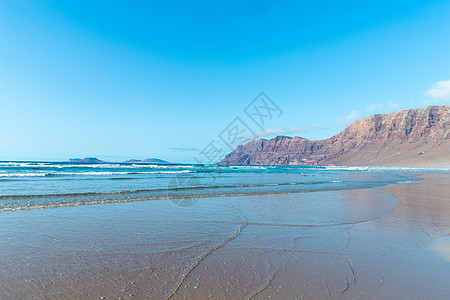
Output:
top-left (170, 146), bottom-right (201, 152)
top-left (338, 110), bottom-right (362, 125)
top-left (239, 128), bottom-right (308, 142)
top-left (387, 101), bottom-right (400, 109)
top-left (254, 128), bottom-right (308, 137)
top-left (424, 80), bottom-right (450, 100)
top-left (311, 123), bottom-right (330, 130)
top-left (366, 101), bottom-right (400, 113)
top-left (366, 103), bottom-right (383, 112)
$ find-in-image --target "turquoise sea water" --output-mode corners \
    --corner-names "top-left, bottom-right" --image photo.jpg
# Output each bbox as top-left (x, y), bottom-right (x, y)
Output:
top-left (0, 161), bottom-right (440, 211)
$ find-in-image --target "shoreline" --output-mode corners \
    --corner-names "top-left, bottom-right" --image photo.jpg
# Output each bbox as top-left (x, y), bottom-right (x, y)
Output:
top-left (0, 172), bottom-right (449, 299)
top-left (0, 172), bottom-right (420, 212)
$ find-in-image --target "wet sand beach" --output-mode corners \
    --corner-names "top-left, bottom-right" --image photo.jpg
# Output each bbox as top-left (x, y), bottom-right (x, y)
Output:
top-left (1, 173), bottom-right (449, 299)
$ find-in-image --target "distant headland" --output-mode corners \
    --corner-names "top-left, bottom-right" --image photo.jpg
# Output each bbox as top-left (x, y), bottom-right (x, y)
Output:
top-left (220, 105), bottom-right (450, 167)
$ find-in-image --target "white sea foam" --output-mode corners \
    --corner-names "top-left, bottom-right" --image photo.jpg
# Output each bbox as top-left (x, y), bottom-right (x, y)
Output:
top-left (323, 166), bottom-right (450, 172)
top-left (230, 166), bottom-right (272, 169)
top-left (323, 166), bottom-right (370, 171)
top-left (0, 162), bottom-right (195, 169)
top-left (58, 171), bottom-right (131, 176)
top-left (61, 163), bottom-right (190, 169)
top-left (0, 170), bottom-right (193, 177)
top-left (0, 173), bottom-right (47, 177)
top-left (53, 170), bottom-right (192, 176)
top-left (0, 162), bottom-right (35, 167)
top-left (148, 170), bottom-right (192, 174)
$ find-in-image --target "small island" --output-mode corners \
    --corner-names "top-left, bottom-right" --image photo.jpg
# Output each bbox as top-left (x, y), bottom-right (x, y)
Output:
top-left (67, 157), bottom-right (172, 164)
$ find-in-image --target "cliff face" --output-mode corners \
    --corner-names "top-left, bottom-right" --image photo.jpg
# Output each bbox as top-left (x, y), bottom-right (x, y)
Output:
top-left (67, 157), bottom-right (104, 163)
top-left (123, 158), bottom-right (172, 164)
top-left (219, 105), bottom-right (450, 167)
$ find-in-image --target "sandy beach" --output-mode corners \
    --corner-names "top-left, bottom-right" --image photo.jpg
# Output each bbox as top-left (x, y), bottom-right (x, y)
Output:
top-left (3, 1), bottom-right (450, 299)
top-left (1, 173), bottom-right (449, 299)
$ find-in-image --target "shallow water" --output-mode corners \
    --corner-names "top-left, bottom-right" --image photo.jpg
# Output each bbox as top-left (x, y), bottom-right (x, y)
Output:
top-left (0, 162), bottom-right (423, 211)
top-left (1, 174), bottom-right (450, 299)
top-left (1, 165), bottom-right (449, 299)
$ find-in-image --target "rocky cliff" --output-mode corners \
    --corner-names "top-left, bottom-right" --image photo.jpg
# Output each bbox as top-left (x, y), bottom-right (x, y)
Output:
top-left (219, 105), bottom-right (450, 167)
top-left (123, 158), bottom-right (172, 164)
top-left (67, 157), bottom-right (104, 163)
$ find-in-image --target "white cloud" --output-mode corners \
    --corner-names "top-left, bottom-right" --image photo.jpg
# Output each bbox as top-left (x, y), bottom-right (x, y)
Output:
top-left (424, 80), bottom-right (450, 100)
top-left (170, 146), bottom-right (201, 152)
top-left (237, 127), bottom-right (308, 144)
top-left (366, 103), bottom-right (383, 112)
top-left (387, 101), bottom-right (400, 109)
top-left (255, 128), bottom-right (308, 137)
top-left (338, 110), bottom-right (362, 125)
top-left (366, 101), bottom-right (400, 113)
top-left (311, 123), bottom-right (330, 130)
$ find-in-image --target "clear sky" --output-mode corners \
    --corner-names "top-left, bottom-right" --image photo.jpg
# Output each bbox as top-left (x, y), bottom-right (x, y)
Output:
top-left (1, 1), bottom-right (450, 162)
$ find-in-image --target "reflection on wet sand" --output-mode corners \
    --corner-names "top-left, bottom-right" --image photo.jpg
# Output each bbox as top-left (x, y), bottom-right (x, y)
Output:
top-left (0, 174), bottom-right (449, 299)
top-left (432, 237), bottom-right (450, 262)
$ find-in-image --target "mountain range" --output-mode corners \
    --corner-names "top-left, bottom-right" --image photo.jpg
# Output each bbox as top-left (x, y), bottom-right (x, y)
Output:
top-left (219, 105), bottom-right (450, 167)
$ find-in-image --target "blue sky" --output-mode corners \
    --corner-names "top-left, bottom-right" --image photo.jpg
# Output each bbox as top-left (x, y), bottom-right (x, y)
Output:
top-left (1, 1), bottom-right (450, 162)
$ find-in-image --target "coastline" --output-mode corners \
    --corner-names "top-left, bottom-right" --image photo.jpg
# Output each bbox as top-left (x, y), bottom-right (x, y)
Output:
top-left (0, 172), bottom-right (449, 299)
top-left (3, 3), bottom-right (450, 300)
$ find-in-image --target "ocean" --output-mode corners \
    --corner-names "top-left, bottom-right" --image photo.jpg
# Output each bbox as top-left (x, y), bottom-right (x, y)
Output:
top-left (0, 161), bottom-right (437, 212)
